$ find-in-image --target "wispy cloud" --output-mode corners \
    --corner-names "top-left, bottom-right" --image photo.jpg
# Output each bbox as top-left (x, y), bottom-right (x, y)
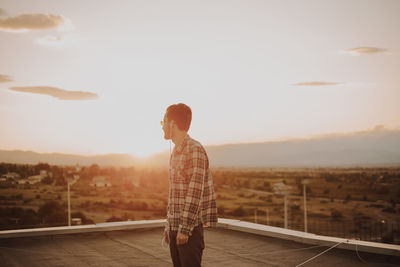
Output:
top-left (35, 34), bottom-right (75, 48)
top-left (0, 13), bottom-right (70, 32)
top-left (292, 81), bottom-right (342, 86)
top-left (341, 47), bottom-right (388, 56)
top-left (9, 86), bottom-right (98, 100)
top-left (0, 74), bottom-right (14, 83)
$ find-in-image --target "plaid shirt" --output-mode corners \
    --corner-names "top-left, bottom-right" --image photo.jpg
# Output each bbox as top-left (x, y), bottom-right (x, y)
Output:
top-left (166, 134), bottom-right (218, 236)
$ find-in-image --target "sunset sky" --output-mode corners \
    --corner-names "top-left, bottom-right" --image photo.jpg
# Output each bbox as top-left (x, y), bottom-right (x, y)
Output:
top-left (1, 0), bottom-right (399, 157)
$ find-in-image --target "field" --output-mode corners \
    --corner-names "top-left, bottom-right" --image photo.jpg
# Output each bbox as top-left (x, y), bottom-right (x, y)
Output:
top-left (214, 168), bottom-right (400, 222)
top-left (0, 163), bottom-right (399, 244)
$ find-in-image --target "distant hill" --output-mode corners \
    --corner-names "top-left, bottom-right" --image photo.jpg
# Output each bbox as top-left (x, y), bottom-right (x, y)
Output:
top-left (0, 150), bottom-right (137, 166)
top-left (146, 127), bottom-right (400, 167)
top-left (1, 127), bottom-right (400, 167)
top-left (206, 127), bottom-right (400, 167)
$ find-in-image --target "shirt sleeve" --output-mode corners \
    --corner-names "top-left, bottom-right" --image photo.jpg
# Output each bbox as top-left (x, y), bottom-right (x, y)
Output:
top-left (178, 146), bottom-right (206, 235)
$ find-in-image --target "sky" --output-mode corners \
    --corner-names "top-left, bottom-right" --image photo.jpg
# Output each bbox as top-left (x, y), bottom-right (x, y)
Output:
top-left (0, 0), bottom-right (399, 157)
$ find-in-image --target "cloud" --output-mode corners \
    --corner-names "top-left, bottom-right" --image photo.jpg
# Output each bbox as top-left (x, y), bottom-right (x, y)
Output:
top-left (9, 86), bottom-right (98, 100)
top-left (341, 47), bottom-right (388, 55)
top-left (35, 34), bottom-right (75, 48)
top-left (0, 74), bottom-right (14, 83)
top-left (292, 81), bottom-right (342, 86)
top-left (0, 13), bottom-right (69, 32)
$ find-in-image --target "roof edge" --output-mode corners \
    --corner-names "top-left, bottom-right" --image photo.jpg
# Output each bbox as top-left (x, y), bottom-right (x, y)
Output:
top-left (0, 219), bottom-right (166, 239)
top-left (1, 218), bottom-right (399, 257)
top-left (217, 218), bottom-right (400, 257)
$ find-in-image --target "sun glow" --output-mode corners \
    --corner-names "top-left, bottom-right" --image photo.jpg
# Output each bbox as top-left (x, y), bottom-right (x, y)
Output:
top-left (0, 0), bottom-right (399, 158)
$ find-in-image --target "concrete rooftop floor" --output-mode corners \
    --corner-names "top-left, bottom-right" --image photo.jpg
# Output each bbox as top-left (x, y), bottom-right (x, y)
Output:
top-left (0, 226), bottom-right (399, 267)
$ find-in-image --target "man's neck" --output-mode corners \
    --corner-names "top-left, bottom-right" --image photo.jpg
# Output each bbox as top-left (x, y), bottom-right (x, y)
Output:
top-left (172, 131), bottom-right (187, 147)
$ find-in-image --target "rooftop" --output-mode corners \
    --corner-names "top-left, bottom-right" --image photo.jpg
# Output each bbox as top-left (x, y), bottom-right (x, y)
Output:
top-left (0, 219), bottom-right (399, 266)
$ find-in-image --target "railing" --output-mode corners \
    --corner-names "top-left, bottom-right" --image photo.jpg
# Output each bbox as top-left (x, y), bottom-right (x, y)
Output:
top-left (249, 217), bottom-right (400, 244)
top-left (306, 219), bottom-right (400, 244)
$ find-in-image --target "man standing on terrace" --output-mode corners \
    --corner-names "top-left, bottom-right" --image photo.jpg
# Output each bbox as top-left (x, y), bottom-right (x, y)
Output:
top-left (161, 103), bottom-right (218, 267)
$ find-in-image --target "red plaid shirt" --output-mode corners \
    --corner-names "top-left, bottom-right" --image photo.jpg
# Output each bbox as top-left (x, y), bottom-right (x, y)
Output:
top-left (166, 134), bottom-right (218, 236)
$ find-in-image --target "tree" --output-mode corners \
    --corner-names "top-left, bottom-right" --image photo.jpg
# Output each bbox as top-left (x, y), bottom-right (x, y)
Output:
top-left (0, 163), bottom-right (6, 175)
top-left (88, 164), bottom-right (100, 178)
top-left (41, 176), bottom-right (54, 185)
top-left (35, 162), bottom-right (50, 173)
top-left (38, 201), bottom-right (67, 224)
top-left (388, 184), bottom-right (400, 207)
top-left (230, 206), bottom-right (246, 217)
top-left (331, 209), bottom-right (343, 221)
top-left (139, 176), bottom-right (148, 188)
top-left (55, 175), bottom-right (66, 186)
top-left (20, 209), bottom-right (40, 226)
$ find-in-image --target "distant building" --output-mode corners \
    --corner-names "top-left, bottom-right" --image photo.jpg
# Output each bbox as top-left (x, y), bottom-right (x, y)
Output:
top-left (17, 175), bottom-right (44, 185)
top-left (90, 176), bottom-right (112, 187)
top-left (71, 218), bottom-right (82, 225)
top-left (16, 179), bottom-right (28, 185)
top-left (1, 172), bottom-right (20, 180)
top-left (0, 173), bottom-right (20, 185)
top-left (0, 176), bottom-right (16, 186)
top-left (18, 169), bottom-right (54, 185)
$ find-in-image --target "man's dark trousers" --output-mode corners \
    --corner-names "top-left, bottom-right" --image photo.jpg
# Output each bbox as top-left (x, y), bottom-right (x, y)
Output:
top-left (169, 225), bottom-right (204, 267)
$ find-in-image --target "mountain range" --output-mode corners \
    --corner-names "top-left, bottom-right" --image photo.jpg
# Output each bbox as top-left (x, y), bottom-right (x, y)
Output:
top-left (1, 126), bottom-right (399, 167)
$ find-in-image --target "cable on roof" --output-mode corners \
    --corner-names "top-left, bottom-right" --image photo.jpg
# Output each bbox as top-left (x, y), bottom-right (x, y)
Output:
top-left (355, 241), bottom-right (400, 267)
top-left (206, 243), bottom-right (324, 258)
top-left (161, 236), bottom-right (168, 249)
top-left (201, 242), bottom-right (330, 266)
top-left (295, 240), bottom-right (346, 267)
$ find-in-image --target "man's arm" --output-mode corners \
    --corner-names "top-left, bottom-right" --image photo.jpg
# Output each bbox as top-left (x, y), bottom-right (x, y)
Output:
top-left (178, 146), bottom-right (207, 236)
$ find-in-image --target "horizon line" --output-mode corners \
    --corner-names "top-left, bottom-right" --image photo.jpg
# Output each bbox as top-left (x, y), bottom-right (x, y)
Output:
top-left (1, 124), bottom-right (399, 159)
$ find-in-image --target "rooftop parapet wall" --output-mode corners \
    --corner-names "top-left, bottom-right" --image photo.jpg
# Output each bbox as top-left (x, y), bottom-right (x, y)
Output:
top-left (0, 219), bottom-right (166, 239)
top-left (0, 218), bottom-right (399, 257)
top-left (217, 218), bottom-right (400, 257)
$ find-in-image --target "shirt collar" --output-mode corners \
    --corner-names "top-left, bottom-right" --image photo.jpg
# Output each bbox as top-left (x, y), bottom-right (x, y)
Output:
top-left (174, 134), bottom-right (190, 154)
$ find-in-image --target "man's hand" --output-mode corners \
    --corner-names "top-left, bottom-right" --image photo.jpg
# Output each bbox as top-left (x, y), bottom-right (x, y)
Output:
top-left (164, 230), bottom-right (169, 245)
top-left (176, 232), bottom-right (189, 245)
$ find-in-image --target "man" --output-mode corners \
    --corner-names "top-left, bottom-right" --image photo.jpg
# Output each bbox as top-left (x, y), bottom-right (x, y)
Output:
top-left (161, 103), bottom-right (217, 267)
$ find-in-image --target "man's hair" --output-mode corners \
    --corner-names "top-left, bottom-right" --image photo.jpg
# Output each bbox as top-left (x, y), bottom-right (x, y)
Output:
top-left (166, 103), bottom-right (192, 131)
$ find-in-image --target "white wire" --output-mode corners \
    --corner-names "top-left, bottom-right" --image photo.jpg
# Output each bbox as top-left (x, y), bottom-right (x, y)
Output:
top-left (169, 123), bottom-right (172, 156)
top-left (164, 126), bottom-right (172, 251)
top-left (295, 240), bottom-right (345, 267)
top-left (355, 242), bottom-right (400, 267)
top-left (355, 240), bottom-right (369, 265)
top-left (161, 236), bottom-right (169, 250)
top-left (206, 244), bottom-right (324, 258)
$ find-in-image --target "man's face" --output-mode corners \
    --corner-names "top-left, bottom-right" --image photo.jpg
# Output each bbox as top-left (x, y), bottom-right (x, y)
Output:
top-left (161, 114), bottom-right (171, 140)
